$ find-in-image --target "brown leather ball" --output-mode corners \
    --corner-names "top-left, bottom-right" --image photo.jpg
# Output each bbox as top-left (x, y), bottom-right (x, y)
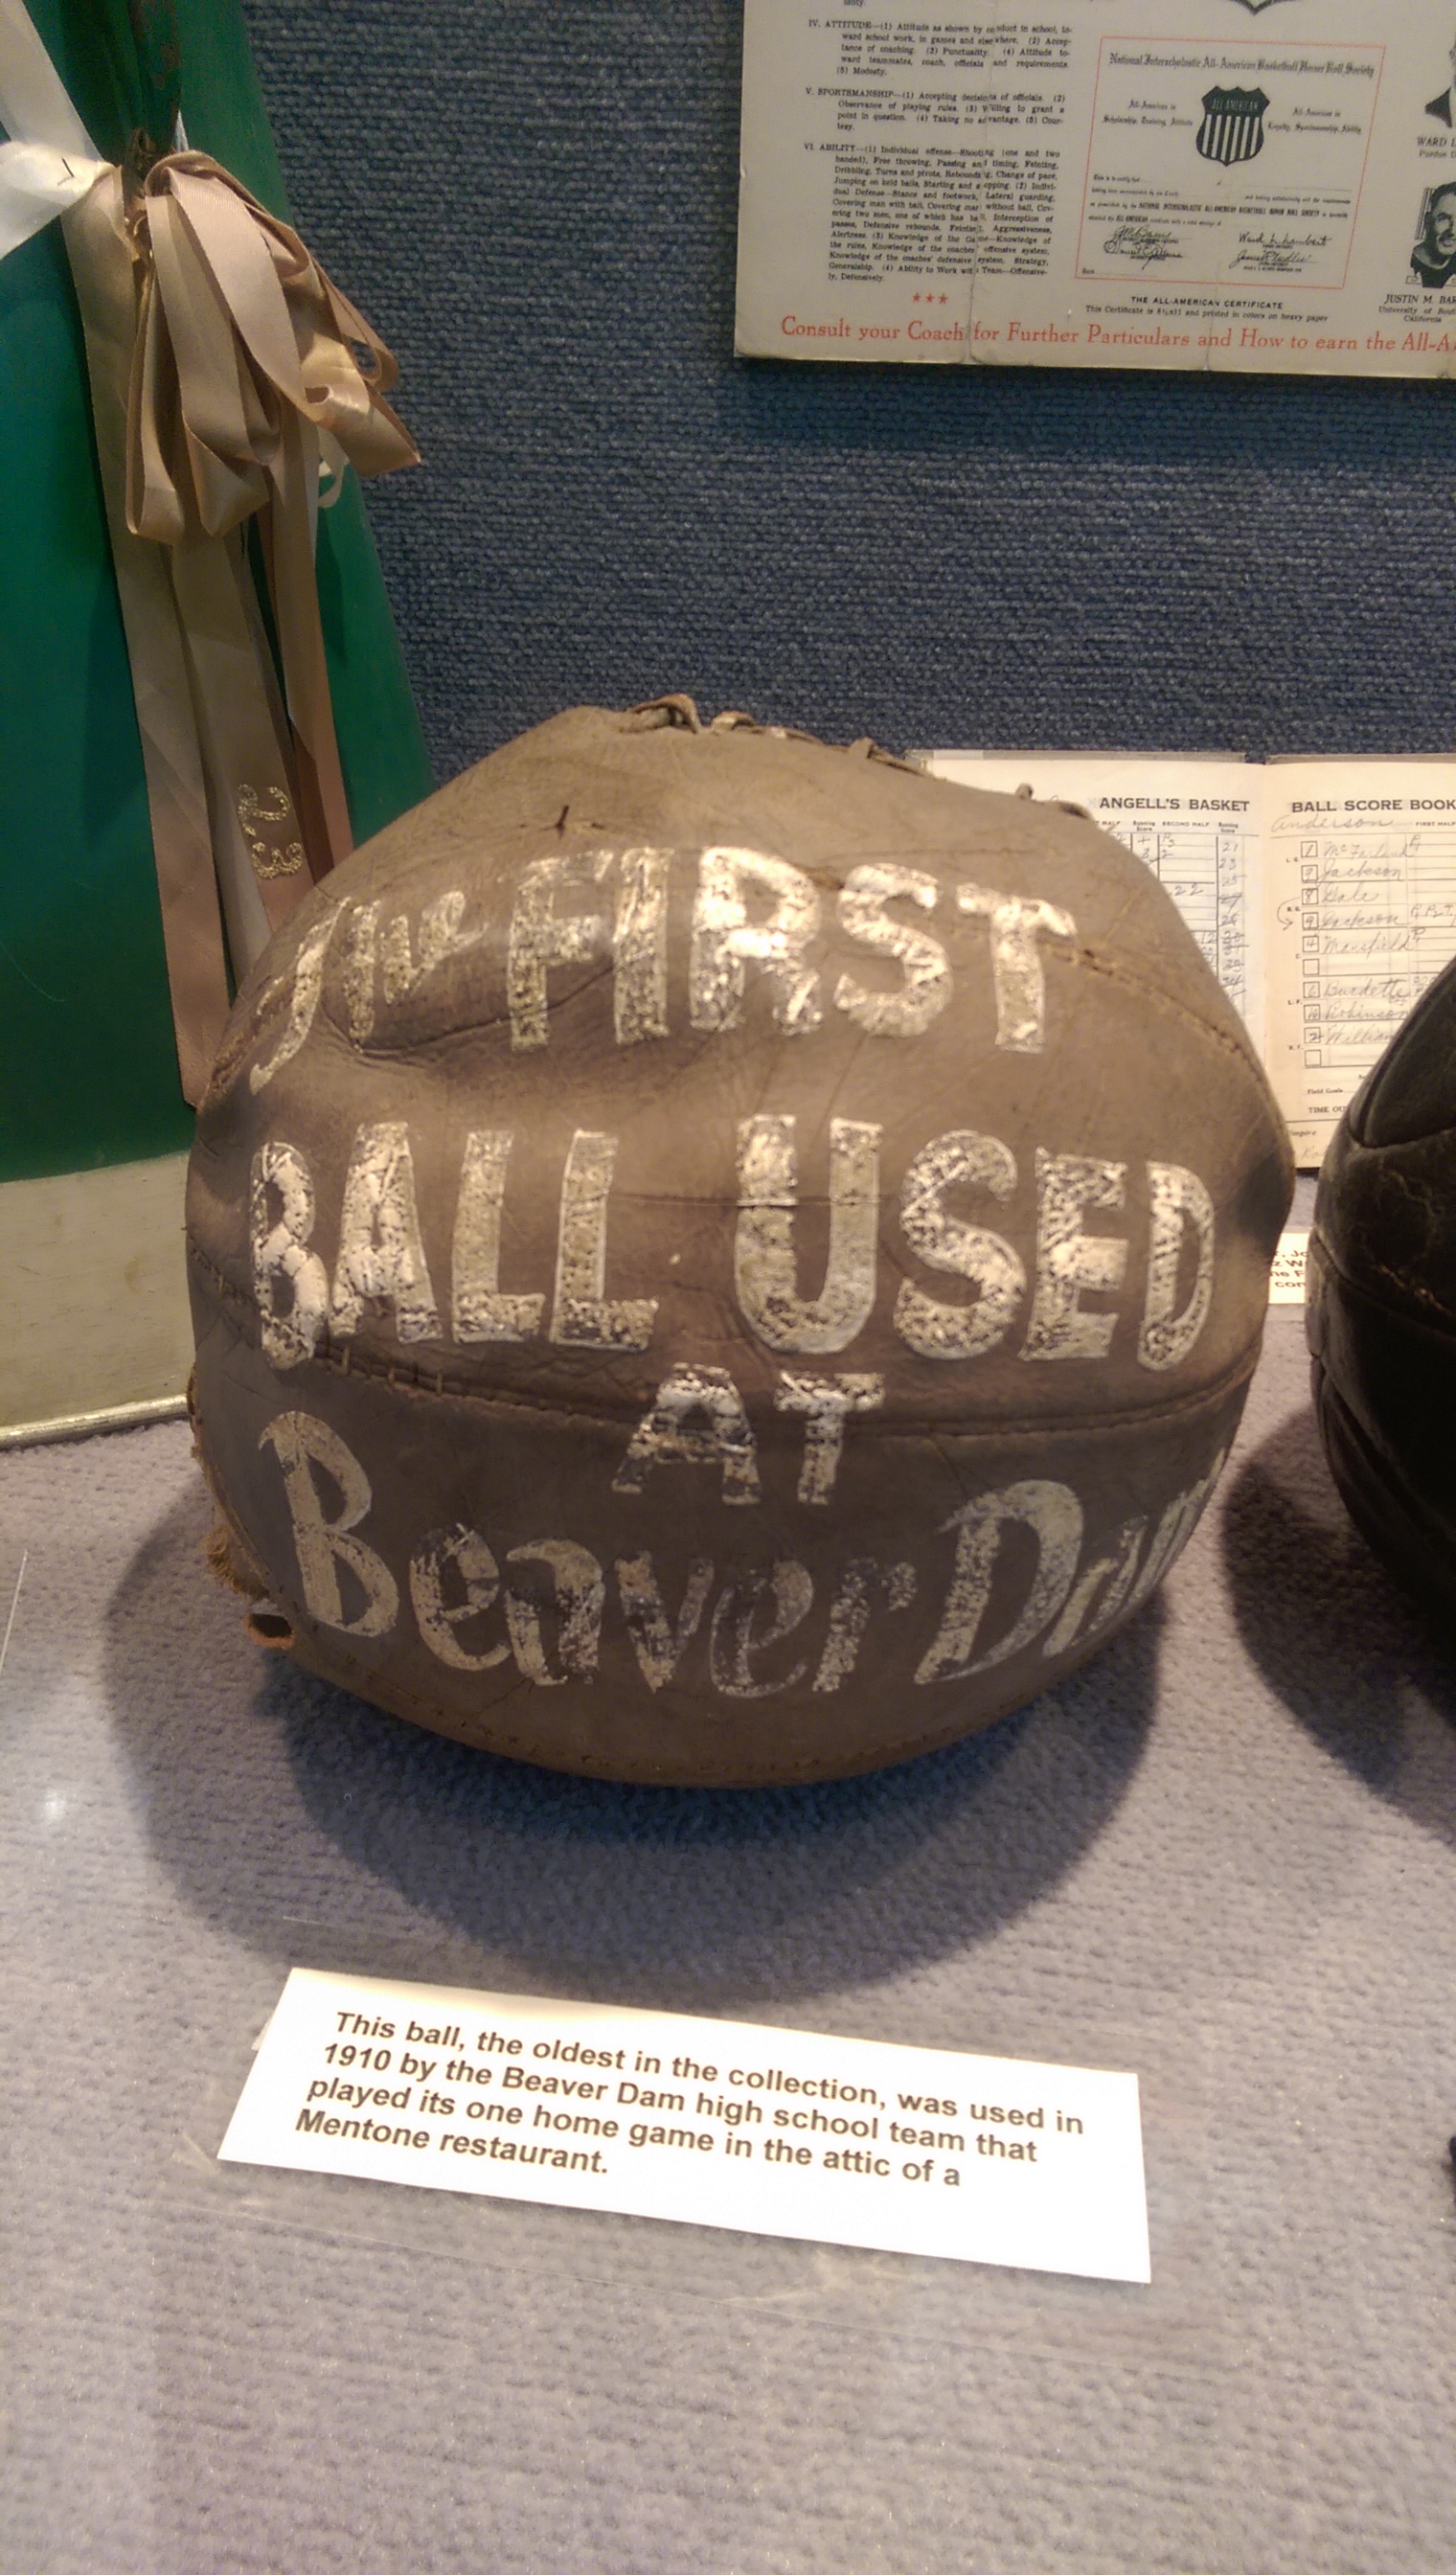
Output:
top-left (1307, 951), bottom-right (1456, 1625)
top-left (188, 700), bottom-right (1293, 1784)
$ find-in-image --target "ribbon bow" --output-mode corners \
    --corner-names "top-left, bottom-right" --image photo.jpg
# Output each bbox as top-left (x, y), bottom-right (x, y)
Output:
top-left (0, 0), bottom-right (419, 1100)
top-left (128, 152), bottom-right (414, 541)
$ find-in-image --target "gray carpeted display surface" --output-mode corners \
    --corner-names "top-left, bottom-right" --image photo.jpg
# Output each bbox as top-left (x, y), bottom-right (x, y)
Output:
top-left (4, 1277), bottom-right (1456, 2573)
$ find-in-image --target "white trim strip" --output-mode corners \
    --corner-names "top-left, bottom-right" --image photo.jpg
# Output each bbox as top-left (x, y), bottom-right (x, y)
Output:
top-left (0, 1392), bottom-right (190, 1451)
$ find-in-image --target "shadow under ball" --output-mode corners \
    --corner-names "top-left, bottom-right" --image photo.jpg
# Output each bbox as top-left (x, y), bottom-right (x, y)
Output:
top-left (188, 700), bottom-right (1292, 1784)
top-left (1308, 951), bottom-right (1456, 1627)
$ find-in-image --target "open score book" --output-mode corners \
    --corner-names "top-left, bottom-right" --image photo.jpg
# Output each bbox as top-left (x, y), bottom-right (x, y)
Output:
top-left (922, 752), bottom-right (1456, 1165)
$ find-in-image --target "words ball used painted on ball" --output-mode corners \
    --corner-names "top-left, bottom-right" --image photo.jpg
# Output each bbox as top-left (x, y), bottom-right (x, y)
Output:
top-left (188, 700), bottom-right (1295, 1785)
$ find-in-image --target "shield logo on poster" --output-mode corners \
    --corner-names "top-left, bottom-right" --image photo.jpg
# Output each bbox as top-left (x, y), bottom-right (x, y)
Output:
top-left (1195, 86), bottom-right (1269, 166)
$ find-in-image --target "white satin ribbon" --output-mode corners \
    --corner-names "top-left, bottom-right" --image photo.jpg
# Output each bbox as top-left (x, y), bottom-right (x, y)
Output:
top-left (0, 0), bottom-right (107, 253)
top-left (0, 0), bottom-right (417, 1103)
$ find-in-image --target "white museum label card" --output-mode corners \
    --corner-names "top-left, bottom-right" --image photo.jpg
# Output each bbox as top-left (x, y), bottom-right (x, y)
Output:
top-left (220, 1971), bottom-right (1150, 2284)
top-left (1268, 1230), bottom-right (1310, 1304)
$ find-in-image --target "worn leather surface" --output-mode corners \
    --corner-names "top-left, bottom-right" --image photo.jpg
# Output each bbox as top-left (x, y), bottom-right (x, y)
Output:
top-left (1308, 952), bottom-right (1456, 1624)
top-left (188, 702), bottom-right (1293, 1781)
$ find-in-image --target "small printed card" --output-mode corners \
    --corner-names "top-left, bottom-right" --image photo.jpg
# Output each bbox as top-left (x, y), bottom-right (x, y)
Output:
top-left (1268, 1230), bottom-right (1310, 1306)
top-left (219, 1971), bottom-right (1149, 2284)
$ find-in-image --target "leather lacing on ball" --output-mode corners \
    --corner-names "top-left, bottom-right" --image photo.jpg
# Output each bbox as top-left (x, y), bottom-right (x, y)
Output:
top-left (625, 692), bottom-right (918, 771)
top-left (1006, 780), bottom-right (1096, 825)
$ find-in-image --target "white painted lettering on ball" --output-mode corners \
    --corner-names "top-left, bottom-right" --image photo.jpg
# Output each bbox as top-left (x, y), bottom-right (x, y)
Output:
top-left (1116, 1446), bottom-right (1230, 1621)
top-left (1139, 1162), bottom-right (1216, 1372)
top-left (260, 1411), bottom-right (398, 1636)
top-left (1042, 1452), bottom-right (1229, 1667)
top-left (895, 1129), bottom-right (1026, 1358)
top-left (814, 1557), bottom-right (918, 1694)
top-left (503, 1539), bottom-right (604, 1685)
top-left (339, 901), bottom-right (378, 1044)
top-left (615, 1554), bottom-right (715, 1691)
top-left (955, 885), bottom-right (1076, 1053)
top-left (330, 1121), bottom-right (442, 1344)
top-left (551, 1130), bottom-right (658, 1349)
top-left (614, 1364), bottom-right (762, 1505)
top-left (382, 887), bottom-right (482, 1004)
top-left (773, 1371), bottom-right (884, 1503)
top-left (249, 900), bottom-right (348, 1092)
top-left (250, 1141), bottom-right (330, 1370)
top-left (1021, 1151), bottom-right (1127, 1362)
top-left (410, 1524), bottom-right (511, 1671)
top-left (509, 854), bottom-right (611, 1051)
top-left (452, 1131), bottom-right (545, 1342)
top-left (690, 847), bottom-right (822, 1036)
top-left (613, 848), bottom-right (672, 1044)
top-left (709, 1561), bottom-right (814, 1698)
top-left (1040, 1514), bottom-right (1148, 1659)
top-left (735, 1115), bottom-right (880, 1354)
top-left (916, 1479), bottom-right (1082, 1685)
top-left (833, 864), bottom-right (951, 1037)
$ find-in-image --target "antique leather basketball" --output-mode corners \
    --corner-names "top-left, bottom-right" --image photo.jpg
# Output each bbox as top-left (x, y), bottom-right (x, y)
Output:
top-left (188, 699), bottom-right (1293, 1784)
top-left (1307, 953), bottom-right (1456, 1624)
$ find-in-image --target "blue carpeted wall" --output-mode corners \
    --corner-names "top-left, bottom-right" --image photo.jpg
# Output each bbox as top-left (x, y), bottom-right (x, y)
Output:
top-left (242, 0), bottom-right (1456, 784)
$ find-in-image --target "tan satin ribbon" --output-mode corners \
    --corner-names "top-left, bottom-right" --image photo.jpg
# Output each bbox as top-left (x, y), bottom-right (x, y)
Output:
top-left (61, 150), bottom-right (417, 1103)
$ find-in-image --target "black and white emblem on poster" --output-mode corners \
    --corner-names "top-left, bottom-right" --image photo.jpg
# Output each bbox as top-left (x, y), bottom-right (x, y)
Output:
top-left (1196, 85), bottom-right (1269, 165)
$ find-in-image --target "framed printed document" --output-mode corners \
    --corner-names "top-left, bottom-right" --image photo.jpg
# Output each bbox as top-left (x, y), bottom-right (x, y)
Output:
top-left (736, 0), bottom-right (1456, 373)
top-left (922, 750), bottom-right (1456, 1159)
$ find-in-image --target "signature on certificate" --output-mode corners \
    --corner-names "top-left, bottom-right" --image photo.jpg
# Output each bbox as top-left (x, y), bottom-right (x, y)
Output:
top-left (1230, 230), bottom-right (1329, 275)
top-left (1101, 218), bottom-right (1181, 266)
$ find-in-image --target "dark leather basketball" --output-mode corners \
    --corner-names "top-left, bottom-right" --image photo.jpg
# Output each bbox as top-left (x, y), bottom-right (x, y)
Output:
top-left (188, 699), bottom-right (1293, 1784)
top-left (1307, 952), bottom-right (1456, 1625)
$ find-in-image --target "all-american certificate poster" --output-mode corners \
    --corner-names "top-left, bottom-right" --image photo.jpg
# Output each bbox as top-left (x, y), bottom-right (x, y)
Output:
top-left (737, 0), bottom-right (1456, 373)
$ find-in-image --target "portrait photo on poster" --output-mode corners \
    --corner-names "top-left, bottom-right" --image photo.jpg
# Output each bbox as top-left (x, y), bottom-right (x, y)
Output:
top-left (1412, 180), bottom-right (1456, 286)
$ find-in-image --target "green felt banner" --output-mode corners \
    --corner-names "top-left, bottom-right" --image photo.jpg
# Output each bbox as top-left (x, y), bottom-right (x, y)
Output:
top-left (0, 0), bottom-right (433, 1183)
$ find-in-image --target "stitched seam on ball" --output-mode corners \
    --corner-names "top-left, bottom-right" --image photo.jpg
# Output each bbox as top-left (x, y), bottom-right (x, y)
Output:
top-left (188, 1235), bottom-right (1259, 1439)
top-left (223, 920), bottom-right (1269, 1093)
top-left (1309, 1230), bottom-right (1456, 1333)
top-left (1060, 942), bottom-right (1267, 1082)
